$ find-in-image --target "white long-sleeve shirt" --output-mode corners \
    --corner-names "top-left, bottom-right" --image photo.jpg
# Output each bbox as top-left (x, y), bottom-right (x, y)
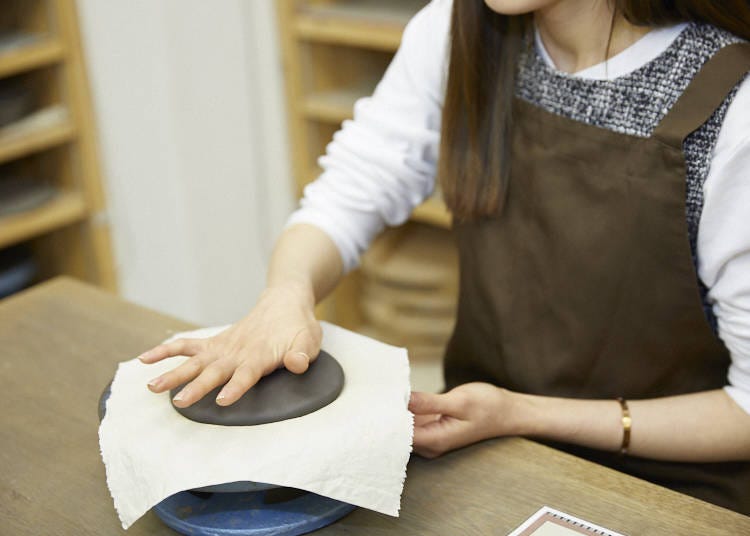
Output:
top-left (286, 0), bottom-right (750, 413)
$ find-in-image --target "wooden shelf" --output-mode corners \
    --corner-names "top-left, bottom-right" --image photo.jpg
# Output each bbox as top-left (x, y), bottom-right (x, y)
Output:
top-left (302, 87), bottom-right (363, 123)
top-left (0, 38), bottom-right (65, 79)
top-left (0, 0), bottom-right (117, 293)
top-left (0, 108), bottom-right (75, 165)
top-left (304, 166), bottom-right (322, 188)
top-left (295, 0), bottom-right (423, 51)
top-left (0, 191), bottom-right (87, 248)
top-left (411, 195), bottom-right (452, 228)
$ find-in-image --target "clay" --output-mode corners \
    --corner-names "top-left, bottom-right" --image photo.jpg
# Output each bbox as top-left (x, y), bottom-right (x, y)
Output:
top-left (170, 350), bottom-right (345, 426)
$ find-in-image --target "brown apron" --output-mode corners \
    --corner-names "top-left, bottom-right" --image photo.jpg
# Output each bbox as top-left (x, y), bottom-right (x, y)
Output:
top-left (443, 43), bottom-right (750, 514)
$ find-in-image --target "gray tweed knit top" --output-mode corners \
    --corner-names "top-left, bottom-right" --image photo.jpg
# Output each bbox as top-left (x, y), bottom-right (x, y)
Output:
top-left (515, 23), bottom-right (747, 331)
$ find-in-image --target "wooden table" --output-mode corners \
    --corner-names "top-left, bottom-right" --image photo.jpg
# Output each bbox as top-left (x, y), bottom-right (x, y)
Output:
top-left (2, 278), bottom-right (749, 535)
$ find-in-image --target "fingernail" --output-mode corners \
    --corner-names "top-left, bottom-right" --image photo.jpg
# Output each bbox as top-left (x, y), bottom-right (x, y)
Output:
top-left (216, 391), bottom-right (226, 404)
top-left (148, 377), bottom-right (161, 388)
top-left (173, 391), bottom-right (185, 402)
top-left (139, 351), bottom-right (152, 362)
top-left (296, 352), bottom-right (310, 361)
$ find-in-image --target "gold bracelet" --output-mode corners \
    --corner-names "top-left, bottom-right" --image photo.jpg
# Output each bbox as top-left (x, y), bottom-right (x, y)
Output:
top-left (616, 397), bottom-right (631, 455)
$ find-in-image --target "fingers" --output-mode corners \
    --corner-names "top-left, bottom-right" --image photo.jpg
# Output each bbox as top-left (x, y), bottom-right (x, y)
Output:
top-left (139, 338), bottom-right (203, 364)
top-left (282, 327), bottom-right (321, 374)
top-left (412, 417), bottom-right (463, 459)
top-left (414, 413), bottom-right (441, 427)
top-left (409, 391), bottom-right (462, 416)
top-left (172, 361), bottom-right (237, 408)
top-left (215, 364), bottom-right (264, 406)
top-left (143, 321), bottom-right (322, 407)
top-left (410, 385), bottom-right (505, 458)
top-left (410, 391), bottom-right (469, 458)
top-left (147, 355), bottom-right (203, 393)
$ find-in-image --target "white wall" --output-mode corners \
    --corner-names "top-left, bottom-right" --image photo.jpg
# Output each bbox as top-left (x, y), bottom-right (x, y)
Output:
top-left (76, 0), bottom-right (294, 325)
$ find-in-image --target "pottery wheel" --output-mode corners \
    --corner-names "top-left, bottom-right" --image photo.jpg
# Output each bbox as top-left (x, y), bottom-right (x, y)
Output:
top-left (170, 350), bottom-right (344, 426)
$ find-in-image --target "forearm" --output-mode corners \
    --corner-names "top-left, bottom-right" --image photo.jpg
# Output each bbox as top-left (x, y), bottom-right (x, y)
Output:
top-left (266, 223), bottom-right (344, 304)
top-left (509, 389), bottom-right (750, 462)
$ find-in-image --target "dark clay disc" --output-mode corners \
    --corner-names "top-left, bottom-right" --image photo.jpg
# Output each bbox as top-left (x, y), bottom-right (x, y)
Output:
top-left (170, 350), bottom-right (344, 426)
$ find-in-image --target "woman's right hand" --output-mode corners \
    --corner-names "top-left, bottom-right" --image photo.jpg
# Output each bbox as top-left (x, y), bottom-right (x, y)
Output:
top-left (138, 282), bottom-right (322, 408)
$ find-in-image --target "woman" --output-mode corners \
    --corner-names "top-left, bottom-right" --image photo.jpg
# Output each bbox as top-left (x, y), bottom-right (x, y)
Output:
top-left (140, 0), bottom-right (750, 513)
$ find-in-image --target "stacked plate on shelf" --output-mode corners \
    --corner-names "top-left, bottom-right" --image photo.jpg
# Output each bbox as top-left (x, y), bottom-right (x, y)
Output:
top-left (0, 79), bottom-right (60, 218)
top-left (360, 223), bottom-right (459, 363)
top-left (0, 32), bottom-right (42, 57)
top-left (0, 77), bottom-right (33, 128)
top-left (0, 245), bottom-right (36, 299)
top-left (0, 176), bottom-right (57, 218)
top-left (0, 174), bottom-right (51, 299)
top-left (0, 79), bottom-right (57, 299)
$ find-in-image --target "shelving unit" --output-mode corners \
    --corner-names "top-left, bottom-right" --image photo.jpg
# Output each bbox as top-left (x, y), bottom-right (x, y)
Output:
top-left (277, 0), bottom-right (455, 362)
top-left (302, 84), bottom-right (367, 123)
top-left (0, 0), bottom-right (115, 294)
top-left (0, 107), bottom-right (74, 163)
top-left (411, 194), bottom-right (452, 228)
top-left (0, 190), bottom-right (86, 248)
top-left (0, 38), bottom-right (64, 78)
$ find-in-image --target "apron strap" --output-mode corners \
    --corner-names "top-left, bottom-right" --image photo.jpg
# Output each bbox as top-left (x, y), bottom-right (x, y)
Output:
top-left (653, 42), bottom-right (750, 149)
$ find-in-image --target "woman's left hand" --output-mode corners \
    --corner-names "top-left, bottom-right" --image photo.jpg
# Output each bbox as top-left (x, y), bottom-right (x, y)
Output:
top-left (409, 382), bottom-right (521, 458)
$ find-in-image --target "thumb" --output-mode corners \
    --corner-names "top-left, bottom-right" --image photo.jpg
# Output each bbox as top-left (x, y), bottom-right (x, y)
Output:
top-left (409, 391), bottom-right (458, 416)
top-left (282, 326), bottom-right (321, 374)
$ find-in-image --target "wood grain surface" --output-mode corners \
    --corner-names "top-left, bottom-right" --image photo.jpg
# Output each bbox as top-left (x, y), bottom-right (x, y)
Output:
top-left (1, 277), bottom-right (749, 535)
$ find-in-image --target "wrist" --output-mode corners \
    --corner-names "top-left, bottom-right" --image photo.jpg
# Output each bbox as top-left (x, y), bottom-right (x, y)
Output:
top-left (500, 391), bottom-right (539, 437)
top-left (262, 278), bottom-right (316, 309)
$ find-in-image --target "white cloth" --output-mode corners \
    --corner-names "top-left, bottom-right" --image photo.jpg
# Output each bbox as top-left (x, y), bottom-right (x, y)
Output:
top-left (286, 0), bottom-right (750, 414)
top-left (99, 322), bottom-right (413, 529)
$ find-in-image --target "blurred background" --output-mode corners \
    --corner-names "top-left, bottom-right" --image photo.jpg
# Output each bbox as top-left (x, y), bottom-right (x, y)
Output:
top-left (0, 0), bottom-right (449, 391)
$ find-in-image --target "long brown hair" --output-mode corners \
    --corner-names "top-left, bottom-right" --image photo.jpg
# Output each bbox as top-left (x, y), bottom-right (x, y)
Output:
top-left (438, 1), bottom-right (750, 222)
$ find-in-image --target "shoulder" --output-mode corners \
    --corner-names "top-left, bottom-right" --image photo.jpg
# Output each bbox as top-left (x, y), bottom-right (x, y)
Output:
top-left (384, 0), bottom-right (452, 104)
top-left (401, 0), bottom-right (452, 60)
top-left (664, 23), bottom-right (749, 153)
top-left (409, 0), bottom-right (452, 27)
top-left (653, 22), bottom-right (746, 86)
top-left (667, 22), bottom-right (748, 78)
top-left (712, 76), bottom-right (750, 166)
top-left (676, 22), bottom-right (747, 54)
top-left (685, 23), bottom-right (750, 157)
